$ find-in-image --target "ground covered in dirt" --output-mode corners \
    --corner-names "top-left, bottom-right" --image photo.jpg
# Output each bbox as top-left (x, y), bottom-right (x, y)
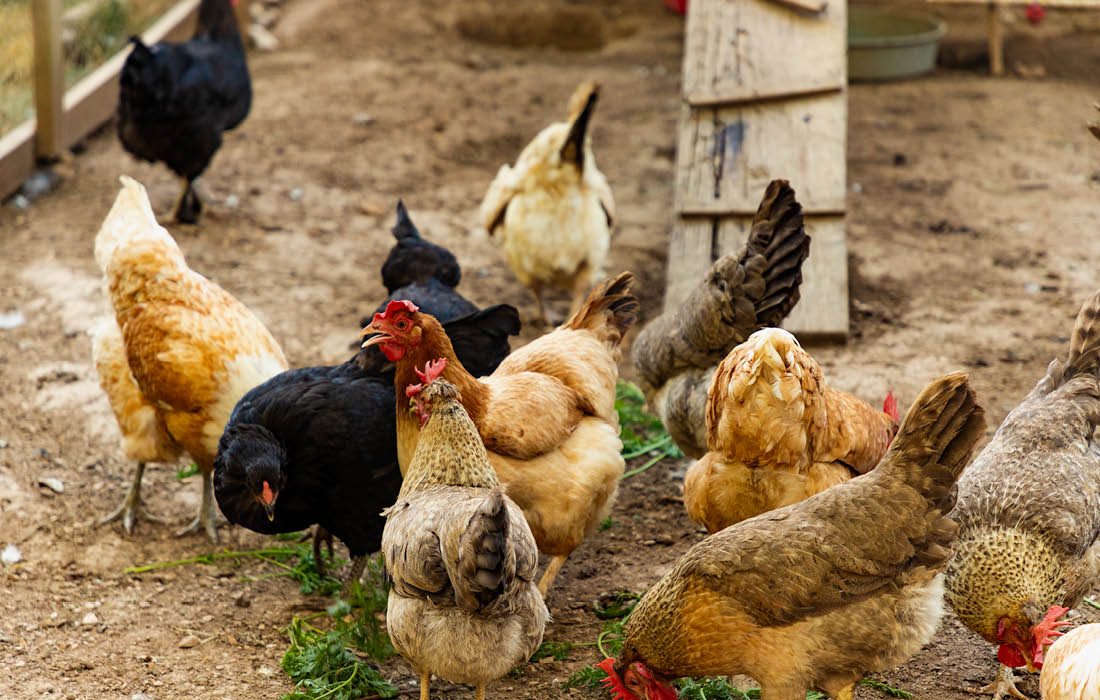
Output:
top-left (2, 0), bottom-right (1100, 698)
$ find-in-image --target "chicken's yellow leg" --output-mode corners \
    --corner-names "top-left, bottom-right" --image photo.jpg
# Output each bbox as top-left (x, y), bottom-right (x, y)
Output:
top-left (975, 665), bottom-right (1028, 700)
top-left (97, 461), bottom-right (168, 532)
top-left (419, 672), bottom-right (430, 700)
top-left (475, 685), bottom-right (485, 700)
top-left (530, 284), bottom-right (548, 326)
top-left (833, 685), bottom-right (854, 700)
top-left (537, 555), bottom-right (567, 598)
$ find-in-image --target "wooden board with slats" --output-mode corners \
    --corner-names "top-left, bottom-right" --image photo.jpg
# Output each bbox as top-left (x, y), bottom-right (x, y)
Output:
top-left (683, 0), bottom-right (846, 106)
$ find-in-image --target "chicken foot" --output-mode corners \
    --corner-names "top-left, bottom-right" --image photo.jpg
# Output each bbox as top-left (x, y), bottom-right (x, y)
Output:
top-left (173, 177), bottom-right (203, 224)
top-left (97, 462), bottom-right (168, 533)
top-left (974, 664), bottom-right (1028, 700)
top-left (537, 555), bottom-right (567, 598)
top-left (341, 555), bottom-right (367, 596)
top-left (175, 469), bottom-right (221, 543)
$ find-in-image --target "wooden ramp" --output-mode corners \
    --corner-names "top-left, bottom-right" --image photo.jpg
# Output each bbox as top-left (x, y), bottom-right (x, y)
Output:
top-left (665, 0), bottom-right (850, 340)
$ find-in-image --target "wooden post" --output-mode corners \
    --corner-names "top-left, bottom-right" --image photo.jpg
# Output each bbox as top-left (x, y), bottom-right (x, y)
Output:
top-left (987, 1), bottom-right (1005, 76)
top-left (30, 0), bottom-right (65, 160)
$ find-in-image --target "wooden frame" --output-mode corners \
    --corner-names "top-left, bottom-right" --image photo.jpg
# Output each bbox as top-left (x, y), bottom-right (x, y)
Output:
top-left (0, 0), bottom-right (200, 200)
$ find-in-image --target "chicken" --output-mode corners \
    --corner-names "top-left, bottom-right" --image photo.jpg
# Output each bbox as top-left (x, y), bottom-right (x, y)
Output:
top-left (1089, 104), bottom-right (1100, 141)
top-left (93, 176), bottom-right (287, 542)
top-left (214, 303), bottom-right (520, 582)
top-left (213, 359), bottom-right (401, 583)
top-left (631, 180), bottom-right (810, 458)
top-left (363, 272), bottom-right (638, 595)
top-left (380, 200), bottom-right (461, 294)
top-left (944, 289), bottom-right (1100, 700)
top-left (684, 327), bottom-right (900, 533)
top-left (1040, 623), bottom-right (1100, 700)
top-left (382, 373), bottom-right (548, 700)
top-left (598, 372), bottom-right (985, 700)
top-left (117, 0), bottom-right (250, 223)
top-left (478, 80), bottom-right (615, 323)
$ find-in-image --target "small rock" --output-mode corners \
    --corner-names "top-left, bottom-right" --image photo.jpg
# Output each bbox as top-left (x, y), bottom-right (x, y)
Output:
top-left (39, 478), bottom-right (64, 494)
top-left (132, 693), bottom-right (154, 700)
top-left (224, 194), bottom-right (240, 208)
top-left (352, 112), bottom-right (375, 126)
top-left (0, 311), bottom-right (25, 330)
top-left (257, 665), bottom-right (275, 677)
top-left (288, 187), bottom-right (304, 202)
top-left (1, 544), bottom-right (21, 566)
top-left (9, 194), bottom-right (30, 210)
top-left (1024, 282), bottom-right (1041, 294)
top-left (80, 612), bottom-right (98, 626)
top-left (249, 23), bottom-right (279, 51)
top-left (358, 201), bottom-right (385, 216)
top-left (20, 169), bottom-right (60, 201)
top-left (178, 634), bottom-right (200, 648)
top-left (234, 590), bottom-right (252, 608)
top-left (0, 439), bottom-right (7, 448)
top-left (851, 182), bottom-right (863, 194)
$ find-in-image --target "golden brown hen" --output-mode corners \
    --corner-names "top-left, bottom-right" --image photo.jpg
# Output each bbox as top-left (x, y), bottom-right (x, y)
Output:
top-left (631, 180), bottom-right (810, 458)
top-left (945, 289), bottom-right (1100, 700)
top-left (94, 176), bottom-right (287, 542)
top-left (364, 273), bottom-right (637, 596)
top-left (599, 372), bottom-right (985, 700)
top-left (684, 327), bottom-right (899, 533)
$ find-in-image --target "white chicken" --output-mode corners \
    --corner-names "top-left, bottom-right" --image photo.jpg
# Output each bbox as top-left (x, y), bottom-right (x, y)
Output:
top-left (478, 80), bottom-right (615, 323)
top-left (1040, 623), bottom-right (1100, 700)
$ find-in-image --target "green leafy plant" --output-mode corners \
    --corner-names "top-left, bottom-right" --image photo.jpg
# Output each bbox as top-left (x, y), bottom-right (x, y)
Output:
top-left (175, 462), bottom-right (200, 480)
top-left (615, 381), bottom-right (682, 478)
top-left (858, 678), bottom-right (913, 699)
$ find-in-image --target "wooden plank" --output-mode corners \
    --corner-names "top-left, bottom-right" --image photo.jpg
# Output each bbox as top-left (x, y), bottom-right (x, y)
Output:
top-left (663, 218), bottom-right (715, 313)
top-left (0, 121), bottom-right (37, 201)
top-left (30, 0), bottom-right (64, 159)
top-left (716, 214), bottom-right (849, 339)
top-left (62, 0), bottom-right (200, 149)
top-left (683, 0), bottom-right (846, 106)
top-left (987, 3), bottom-right (1005, 76)
top-left (675, 93), bottom-right (847, 215)
top-left (768, 0), bottom-right (828, 14)
top-left (928, 0), bottom-right (1098, 6)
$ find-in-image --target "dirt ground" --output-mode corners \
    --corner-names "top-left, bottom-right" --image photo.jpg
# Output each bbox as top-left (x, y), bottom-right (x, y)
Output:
top-left (2, 0), bottom-right (1100, 698)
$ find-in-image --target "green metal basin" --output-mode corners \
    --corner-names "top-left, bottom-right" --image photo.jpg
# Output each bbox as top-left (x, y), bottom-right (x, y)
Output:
top-left (849, 5), bottom-right (947, 81)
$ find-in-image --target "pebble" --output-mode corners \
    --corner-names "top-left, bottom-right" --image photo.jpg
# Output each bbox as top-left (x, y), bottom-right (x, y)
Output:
top-left (0, 439), bottom-right (7, 448)
top-left (0, 311), bottom-right (25, 330)
top-left (132, 693), bottom-right (154, 700)
top-left (9, 194), bottom-right (30, 210)
top-left (39, 478), bottom-right (64, 494)
top-left (80, 612), bottom-right (98, 626)
top-left (1, 544), bottom-right (21, 566)
top-left (234, 590), bottom-right (252, 608)
top-left (178, 634), bottom-right (200, 649)
top-left (224, 194), bottom-right (240, 208)
top-left (352, 112), bottom-right (375, 126)
top-left (288, 188), bottom-right (304, 201)
top-left (257, 666), bottom-right (275, 677)
top-left (249, 24), bottom-right (280, 51)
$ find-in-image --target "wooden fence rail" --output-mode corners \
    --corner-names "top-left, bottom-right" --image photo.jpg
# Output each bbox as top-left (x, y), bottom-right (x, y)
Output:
top-left (0, 0), bottom-right (201, 201)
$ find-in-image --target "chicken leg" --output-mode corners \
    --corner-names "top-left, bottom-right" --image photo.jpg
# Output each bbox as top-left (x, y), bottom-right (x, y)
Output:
top-left (537, 555), bottom-right (567, 598)
top-left (341, 555), bottom-right (367, 597)
top-left (475, 685), bottom-right (485, 700)
top-left (975, 665), bottom-right (1028, 700)
top-left (176, 469), bottom-right (220, 543)
top-left (419, 671), bottom-right (430, 700)
top-left (530, 282), bottom-right (548, 326)
top-left (97, 462), bottom-right (168, 533)
top-left (174, 177), bottom-right (202, 224)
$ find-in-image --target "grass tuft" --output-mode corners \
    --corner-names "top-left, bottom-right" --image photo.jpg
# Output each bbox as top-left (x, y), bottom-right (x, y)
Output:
top-left (615, 381), bottom-right (682, 478)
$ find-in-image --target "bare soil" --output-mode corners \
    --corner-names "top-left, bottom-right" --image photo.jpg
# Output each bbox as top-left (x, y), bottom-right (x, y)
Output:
top-left (2, 0), bottom-right (1100, 698)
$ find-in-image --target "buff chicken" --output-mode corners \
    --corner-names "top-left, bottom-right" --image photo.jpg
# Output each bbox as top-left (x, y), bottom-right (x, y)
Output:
top-left (631, 179), bottom-right (811, 458)
top-left (382, 372), bottom-right (547, 700)
top-left (1040, 623), bottom-right (1100, 700)
top-left (478, 80), bottom-right (615, 323)
top-left (684, 327), bottom-right (899, 533)
top-left (93, 176), bottom-right (287, 542)
top-left (363, 273), bottom-right (637, 596)
top-left (599, 372), bottom-right (985, 700)
top-left (945, 289), bottom-right (1100, 700)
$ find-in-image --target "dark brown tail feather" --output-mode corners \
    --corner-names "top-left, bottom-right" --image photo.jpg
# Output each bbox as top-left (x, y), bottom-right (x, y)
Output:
top-left (1063, 289), bottom-right (1100, 381)
top-left (746, 179), bottom-right (811, 328)
top-left (563, 271), bottom-right (638, 348)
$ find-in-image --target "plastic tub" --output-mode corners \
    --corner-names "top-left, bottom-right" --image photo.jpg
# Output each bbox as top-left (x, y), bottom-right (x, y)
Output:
top-left (848, 5), bottom-right (947, 81)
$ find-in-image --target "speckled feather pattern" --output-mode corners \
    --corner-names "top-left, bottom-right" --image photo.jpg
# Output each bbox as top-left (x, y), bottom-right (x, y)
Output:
top-left (684, 328), bottom-right (897, 533)
top-left (946, 291), bottom-right (1100, 643)
top-left (383, 381), bottom-right (548, 688)
top-left (632, 180), bottom-right (810, 459)
top-left (619, 373), bottom-right (985, 700)
top-left (92, 177), bottom-right (287, 472)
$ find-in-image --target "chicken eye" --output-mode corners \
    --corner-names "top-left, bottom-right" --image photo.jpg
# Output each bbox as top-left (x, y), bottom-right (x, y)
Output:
top-left (395, 319), bottom-right (410, 331)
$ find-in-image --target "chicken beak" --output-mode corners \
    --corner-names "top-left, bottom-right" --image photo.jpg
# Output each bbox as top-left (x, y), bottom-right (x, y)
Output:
top-left (360, 330), bottom-right (389, 349)
top-left (561, 90), bottom-right (598, 169)
top-left (263, 502), bottom-right (276, 522)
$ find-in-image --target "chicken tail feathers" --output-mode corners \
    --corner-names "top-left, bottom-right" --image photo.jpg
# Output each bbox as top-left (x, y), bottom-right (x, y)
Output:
top-left (454, 490), bottom-right (513, 612)
top-left (881, 372), bottom-right (985, 513)
top-left (562, 271), bottom-right (638, 348)
top-left (1063, 289), bottom-right (1100, 381)
top-left (391, 200), bottom-right (421, 241)
top-left (746, 179), bottom-right (811, 328)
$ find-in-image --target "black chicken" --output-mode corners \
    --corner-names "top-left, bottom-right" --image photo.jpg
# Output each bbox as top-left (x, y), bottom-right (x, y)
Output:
top-left (380, 200), bottom-right (461, 293)
top-left (117, 0), bottom-right (250, 223)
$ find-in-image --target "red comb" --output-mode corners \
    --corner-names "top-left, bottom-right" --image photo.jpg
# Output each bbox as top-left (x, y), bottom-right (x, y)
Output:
top-left (1032, 605), bottom-right (1073, 666)
top-left (596, 658), bottom-right (629, 700)
top-left (883, 391), bottom-right (899, 422)
top-left (405, 359), bottom-right (448, 399)
top-left (375, 299), bottom-right (419, 321)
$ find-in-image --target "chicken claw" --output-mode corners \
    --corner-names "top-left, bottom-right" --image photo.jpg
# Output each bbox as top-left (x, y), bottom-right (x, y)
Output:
top-left (97, 462), bottom-right (168, 533)
top-left (974, 665), bottom-right (1029, 700)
